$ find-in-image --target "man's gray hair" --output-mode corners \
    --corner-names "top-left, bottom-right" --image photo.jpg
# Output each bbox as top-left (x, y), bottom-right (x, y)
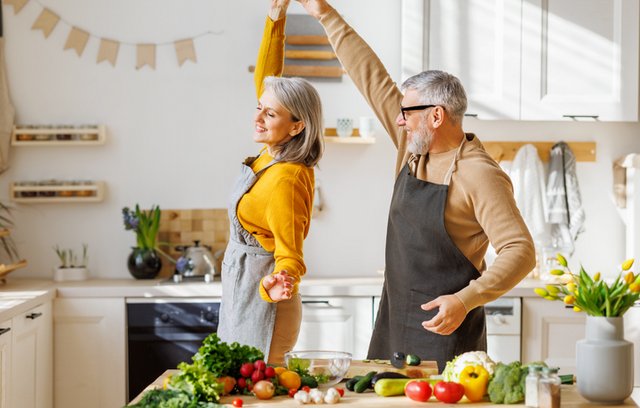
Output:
top-left (401, 70), bottom-right (467, 124)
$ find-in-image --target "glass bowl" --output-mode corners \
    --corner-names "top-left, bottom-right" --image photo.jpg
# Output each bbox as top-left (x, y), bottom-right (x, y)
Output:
top-left (284, 350), bottom-right (352, 388)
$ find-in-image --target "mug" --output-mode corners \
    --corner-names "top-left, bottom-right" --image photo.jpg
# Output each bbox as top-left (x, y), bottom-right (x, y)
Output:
top-left (336, 118), bottom-right (353, 138)
top-left (359, 116), bottom-right (375, 138)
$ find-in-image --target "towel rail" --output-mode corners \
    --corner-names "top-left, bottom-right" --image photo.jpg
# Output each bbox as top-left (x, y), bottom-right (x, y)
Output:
top-left (483, 141), bottom-right (596, 162)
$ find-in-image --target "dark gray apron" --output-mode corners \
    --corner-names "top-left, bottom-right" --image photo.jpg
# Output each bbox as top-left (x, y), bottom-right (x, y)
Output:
top-left (218, 155), bottom-right (278, 358)
top-left (367, 139), bottom-right (486, 373)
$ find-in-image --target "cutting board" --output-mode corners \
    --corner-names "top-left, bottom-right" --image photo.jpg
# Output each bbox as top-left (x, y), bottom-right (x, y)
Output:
top-left (346, 359), bottom-right (438, 379)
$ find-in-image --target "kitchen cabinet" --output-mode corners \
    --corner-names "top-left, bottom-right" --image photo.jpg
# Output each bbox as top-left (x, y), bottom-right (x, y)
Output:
top-left (402, 0), bottom-right (639, 121)
top-left (522, 297), bottom-right (585, 374)
top-left (11, 124), bottom-right (106, 146)
top-left (54, 298), bottom-right (126, 408)
top-left (11, 301), bottom-right (53, 408)
top-left (294, 297), bottom-right (374, 359)
top-left (0, 319), bottom-right (11, 408)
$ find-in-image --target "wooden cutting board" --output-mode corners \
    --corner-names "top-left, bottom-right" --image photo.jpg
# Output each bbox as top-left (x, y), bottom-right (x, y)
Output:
top-left (346, 359), bottom-right (438, 379)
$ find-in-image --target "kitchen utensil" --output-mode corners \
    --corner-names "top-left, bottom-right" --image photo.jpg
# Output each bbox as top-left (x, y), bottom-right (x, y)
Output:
top-left (284, 350), bottom-right (352, 387)
top-left (175, 240), bottom-right (219, 277)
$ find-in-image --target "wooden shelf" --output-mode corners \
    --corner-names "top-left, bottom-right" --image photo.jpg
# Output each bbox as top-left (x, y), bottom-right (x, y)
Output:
top-left (483, 141), bottom-right (596, 162)
top-left (11, 125), bottom-right (106, 146)
top-left (0, 260), bottom-right (27, 278)
top-left (10, 181), bottom-right (106, 203)
top-left (286, 35), bottom-right (330, 45)
top-left (324, 136), bottom-right (375, 144)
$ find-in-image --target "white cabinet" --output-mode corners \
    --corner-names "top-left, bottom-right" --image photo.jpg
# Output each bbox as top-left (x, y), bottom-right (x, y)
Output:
top-left (294, 297), bottom-right (373, 359)
top-left (522, 297), bottom-right (585, 374)
top-left (0, 320), bottom-right (12, 408)
top-left (403, 0), bottom-right (639, 121)
top-left (11, 302), bottom-right (53, 408)
top-left (54, 298), bottom-right (126, 408)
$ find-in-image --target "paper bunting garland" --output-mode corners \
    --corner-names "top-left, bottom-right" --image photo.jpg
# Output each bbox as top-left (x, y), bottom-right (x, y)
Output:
top-left (2, 0), bottom-right (223, 69)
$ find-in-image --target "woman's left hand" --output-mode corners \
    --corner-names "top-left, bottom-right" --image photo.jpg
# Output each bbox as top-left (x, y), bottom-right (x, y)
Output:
top-left (269, 0), bottom-right (291, 20)
top-left (263, 270), bottom-right (294, 302)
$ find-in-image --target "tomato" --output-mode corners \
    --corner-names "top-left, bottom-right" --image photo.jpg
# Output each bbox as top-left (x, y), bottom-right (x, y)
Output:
top-left (335, 387), bottom-right (345, 397)
top-left (288, 388), bottom-right (298, 398)
top-left (254, 360), bottom-right (267, 371)
top-left (433, 381), bottom-right (465, 403)
top-left (301, 386), bottom-right (311, 393)
top-left (232, 398), bottom-right (243, 407)
top-left (239, 362), bottom-right (254, 378)
top-left (404, 380), bottom-right (432, 402)
top-left (251, 369), bottom-right (265, 383)
top-left (264, 366), bottom-right (276, 379)
top-left (253, 380), bottom-right (275, 400)
top-left (216, 376), bottom-right (236, 395)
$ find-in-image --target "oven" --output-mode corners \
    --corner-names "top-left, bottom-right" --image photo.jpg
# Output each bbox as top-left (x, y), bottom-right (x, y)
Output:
top-left (485, 297), bottom-right (521, 363)
top-left (126, 298), bottom-right (220, 401)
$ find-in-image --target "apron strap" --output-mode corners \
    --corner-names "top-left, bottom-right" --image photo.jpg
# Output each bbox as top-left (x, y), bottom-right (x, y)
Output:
top-left (443, 136), bottom-right (467, 186)
top-left (227, 238), bottom-right (272, 255)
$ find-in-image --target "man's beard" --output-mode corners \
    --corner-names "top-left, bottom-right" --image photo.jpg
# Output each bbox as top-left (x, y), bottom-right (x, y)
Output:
top-left (407, 122), bottom-right (432, 155)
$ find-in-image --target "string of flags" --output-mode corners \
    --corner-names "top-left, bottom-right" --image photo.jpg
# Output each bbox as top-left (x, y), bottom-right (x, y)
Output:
top-left (2, 0), bottom-right (224, 69)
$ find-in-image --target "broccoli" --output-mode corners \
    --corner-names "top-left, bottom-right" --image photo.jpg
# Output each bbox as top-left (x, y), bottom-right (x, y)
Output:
top-left (487, 361), bottom-right (527, 404)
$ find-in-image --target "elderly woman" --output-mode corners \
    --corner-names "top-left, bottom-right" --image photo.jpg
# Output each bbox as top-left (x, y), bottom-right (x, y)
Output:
top-left (217, 0), bottom-right (323, 365)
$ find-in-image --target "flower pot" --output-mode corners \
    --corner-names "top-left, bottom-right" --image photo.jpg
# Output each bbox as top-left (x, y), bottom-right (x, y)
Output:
top-left (127, 248), bottom-right (162, 279)
top-left (53, 267), bottom-right (88, 282)
top-left (576, 316), bottom-right (634, 404)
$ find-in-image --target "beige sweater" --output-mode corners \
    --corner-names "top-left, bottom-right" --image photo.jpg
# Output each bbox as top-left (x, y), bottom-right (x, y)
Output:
top-left (319, 9), bottom-right (536, 312)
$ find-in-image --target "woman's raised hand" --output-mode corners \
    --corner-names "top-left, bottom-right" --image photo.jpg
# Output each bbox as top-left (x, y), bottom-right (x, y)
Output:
top-left (262, 270), bottom-right (294, 302)
top-left (269, 0), bottom-right (291, 21)
top-left (295, 0), bottom-right (332, 19)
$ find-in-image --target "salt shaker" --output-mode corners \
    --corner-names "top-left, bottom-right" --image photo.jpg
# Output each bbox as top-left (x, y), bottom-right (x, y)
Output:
top-left (538, 366), bottom-right (561, 408)
top-left (525, 364), bottom-right (543, 407)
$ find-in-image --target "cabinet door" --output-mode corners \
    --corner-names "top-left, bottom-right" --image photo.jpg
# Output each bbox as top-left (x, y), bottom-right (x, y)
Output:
top-left (0, 320), bottom-right (11, 408)
top-left (54, 298), bottom-right (126, 408)
top-left (11, 302), bottom-right (53, 408)
top-left (522, 298), bottom-right (585, 374)
top-left (521, 0), bottom-right (639, 120)
top-left (423, 0), bottom-right (522, 119)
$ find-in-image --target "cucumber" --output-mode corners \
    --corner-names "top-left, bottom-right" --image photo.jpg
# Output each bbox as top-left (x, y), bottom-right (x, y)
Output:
top-left (405, 354), bottom-right (421, 366)
top-left (373, 378), bottom-right (415, 397)
top-left (301, 375), bottom-right (318, 388)
top-left (354, 371), bottom-right (377, 393)
top-left (371, 371), bottom-right (409, 386)
top-left (345, 376), bottom-right (363, 392)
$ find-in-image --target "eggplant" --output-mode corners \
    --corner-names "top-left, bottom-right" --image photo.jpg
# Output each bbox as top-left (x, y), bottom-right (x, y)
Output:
top-left (391, 351), bottom-right (405, 369)
top-left (371, 371), bottom-right (409, 386)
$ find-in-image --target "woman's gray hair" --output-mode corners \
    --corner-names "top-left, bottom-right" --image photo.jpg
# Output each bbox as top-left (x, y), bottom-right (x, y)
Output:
top-left (401, 70), bottom-right (467, 124)
top-left (263, 76), bottom-right (324, 167)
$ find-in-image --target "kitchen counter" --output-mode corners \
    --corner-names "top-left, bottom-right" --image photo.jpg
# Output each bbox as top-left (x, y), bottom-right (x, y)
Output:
top-left (0, 279), bottom-right (56, 321)
top-left (132, 370), bottom-right (640, 407)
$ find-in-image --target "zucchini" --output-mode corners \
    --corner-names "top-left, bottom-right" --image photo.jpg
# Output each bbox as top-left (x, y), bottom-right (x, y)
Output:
top-left (301, 375), bottom-right (318, 388)
top-left (345, 376), bottom-right (363, 392)
top-left (405, 354), bottom-right (421, 366)
top-left (371, 371), bottom-right (409, 386)
top-left (373, 378), bottom-right (415, 397)
top-left (354, 371), bottom-right (377, 393)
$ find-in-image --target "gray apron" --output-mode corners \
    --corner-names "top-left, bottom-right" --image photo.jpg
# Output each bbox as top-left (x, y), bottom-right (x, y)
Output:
top-left (218, 155), bottom-right (278, 357)
top-left (367, 138), bottom-right (486, 373)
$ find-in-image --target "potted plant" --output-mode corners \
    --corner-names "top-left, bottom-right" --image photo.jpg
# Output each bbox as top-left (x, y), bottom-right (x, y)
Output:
top-left (534, 254), bottom-right (639, 404)
top-left (53, 243), bottom-right (89, 281)
top-left (122, 204), bottom-right (171, 279)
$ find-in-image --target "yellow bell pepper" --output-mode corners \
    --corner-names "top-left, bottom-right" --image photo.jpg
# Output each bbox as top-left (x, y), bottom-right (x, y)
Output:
top-left (459, 365), bottom-right (489, 402)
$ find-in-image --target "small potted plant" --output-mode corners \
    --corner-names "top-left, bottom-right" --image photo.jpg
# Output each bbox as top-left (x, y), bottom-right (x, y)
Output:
top-left (53, 243), bottom-right (89, 281)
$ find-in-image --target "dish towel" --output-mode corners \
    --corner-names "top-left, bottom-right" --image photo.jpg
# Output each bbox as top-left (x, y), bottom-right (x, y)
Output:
top-left (546, 142), bottom-right (585, 255)
top-left (509, 144), bottom-right (550, 246)
top-left (612, 153), bottom-right (640, 208)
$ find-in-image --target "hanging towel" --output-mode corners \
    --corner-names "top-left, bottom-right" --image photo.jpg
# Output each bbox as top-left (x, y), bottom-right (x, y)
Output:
top-left (509, 144), bottom-right (549, 246)
top-left (0, 5), bottom-right (15, 174)
top-left (613, 153), bottom-right (640, 208)
top-left (546, 142), bottom-right (585, 254)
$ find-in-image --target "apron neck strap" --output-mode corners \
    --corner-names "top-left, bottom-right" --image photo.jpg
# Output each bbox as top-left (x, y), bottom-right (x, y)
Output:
top-left (443, 136), bottom-right (466, 186)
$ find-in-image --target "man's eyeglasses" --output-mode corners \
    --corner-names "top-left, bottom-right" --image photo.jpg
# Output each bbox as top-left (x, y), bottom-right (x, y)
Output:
top-left (400, 104), bottom-right (437, 120)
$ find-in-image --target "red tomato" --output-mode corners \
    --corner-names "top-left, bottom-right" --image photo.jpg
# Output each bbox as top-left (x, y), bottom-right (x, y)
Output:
top-left (433, 381), bottom-right (465, 403)
top-left (253, 380), bottom-right (275, 400)
top-left (335, 387), bottom-right (345, 397)
top-left (232, 398), bottom-right (243, 407)
top-left (251, 369), bottom-right (265, 383)
top-left (301, 386), bottom-right (311, 393)
top-left (239, 362), bottom-right (254, 378)
top-left (264, 366), bottom-right (276, 379)
top-left (254, 360), bottom-right (267, 371)
top-left (404, 380), bottom-right (432, 402)
top-left (288, 388), bottom-right (298, 398)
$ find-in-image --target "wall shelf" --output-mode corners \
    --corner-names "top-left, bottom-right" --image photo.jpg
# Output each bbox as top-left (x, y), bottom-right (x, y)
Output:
top-left (483, 141), bottom-right (596, 162)
top-left (11, 124), bottom-right (106, 146)
top-left (10, 181), bottom-right (106, 203)
top-left (324, 127), bottom-right (375, 144)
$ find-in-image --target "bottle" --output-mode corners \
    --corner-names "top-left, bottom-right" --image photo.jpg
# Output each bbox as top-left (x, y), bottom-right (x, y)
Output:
top-left (525, 365), bottom-right (542, 407)
top-left (538, 366), bottom-right (561, 408)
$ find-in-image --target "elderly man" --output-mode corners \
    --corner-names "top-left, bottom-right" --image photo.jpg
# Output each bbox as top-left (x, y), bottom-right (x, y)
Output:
top-left (297, 0), bottom-right (536, 371)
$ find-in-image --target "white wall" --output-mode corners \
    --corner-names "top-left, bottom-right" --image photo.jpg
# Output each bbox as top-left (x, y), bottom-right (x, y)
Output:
top-left (0, 0), bottom-right (637, 281)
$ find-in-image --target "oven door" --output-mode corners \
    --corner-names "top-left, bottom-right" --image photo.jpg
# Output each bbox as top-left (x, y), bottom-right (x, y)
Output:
top-left (126, 298), bottom-right (219, 401)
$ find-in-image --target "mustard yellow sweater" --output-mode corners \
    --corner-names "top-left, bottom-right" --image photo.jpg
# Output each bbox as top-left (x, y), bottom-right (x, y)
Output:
top-left (238, 16), bottom-right (314, 302)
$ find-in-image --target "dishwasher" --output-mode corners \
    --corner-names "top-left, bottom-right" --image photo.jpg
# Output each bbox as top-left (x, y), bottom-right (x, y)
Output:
top-left (485, 297), bottom-right (521, 363)
top-left (126, 298), bottom-right (220, 401)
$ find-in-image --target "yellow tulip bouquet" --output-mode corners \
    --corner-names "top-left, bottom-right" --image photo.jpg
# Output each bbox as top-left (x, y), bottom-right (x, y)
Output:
top-left (534, 255), bottom-right (640, 317)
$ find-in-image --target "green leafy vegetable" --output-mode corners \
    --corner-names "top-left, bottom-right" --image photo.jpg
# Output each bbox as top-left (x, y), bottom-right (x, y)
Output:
top-left (170, 361), bottom-right (224, 403)
top-left (192, 333), bottom-right (264, 378)
top-left (127, 388), bottom-right (225, 408)
top-left (287, 357), bottom-right (330, 384)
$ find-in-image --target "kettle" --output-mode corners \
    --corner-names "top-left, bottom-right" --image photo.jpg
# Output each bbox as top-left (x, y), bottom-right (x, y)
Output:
top-left (176, 240), bottom-right (221, 277)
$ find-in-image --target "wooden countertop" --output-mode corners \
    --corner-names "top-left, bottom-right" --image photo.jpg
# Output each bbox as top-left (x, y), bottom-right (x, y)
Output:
top-left (132, 370), bottom-right (640, 407)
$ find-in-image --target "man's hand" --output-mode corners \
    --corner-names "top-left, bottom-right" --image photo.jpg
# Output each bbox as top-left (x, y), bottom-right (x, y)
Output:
top-left (421, 295), bottom-right (467, 335)
top-left (269, 0), bottom-right (291, 21)
top-left (295, 0), bottom-right (333, 19)
top-left (262, 270), bottom-right (294, 302)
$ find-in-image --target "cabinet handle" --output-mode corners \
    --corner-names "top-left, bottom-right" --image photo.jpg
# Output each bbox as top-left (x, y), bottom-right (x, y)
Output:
top-left (562, 114), bottom-right (599, 120)
top-left (26, 312), bottom-right (43, 320)
top-left (0, 328), bottom-right (10, 336)
top-left (464, 113), bottom-right (478, 118)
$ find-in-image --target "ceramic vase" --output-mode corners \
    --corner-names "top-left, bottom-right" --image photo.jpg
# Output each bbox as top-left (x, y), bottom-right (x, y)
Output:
top-left (127, 247), bottom-right (162, 279)
top-left (576, 316), bottom-right (634, 404)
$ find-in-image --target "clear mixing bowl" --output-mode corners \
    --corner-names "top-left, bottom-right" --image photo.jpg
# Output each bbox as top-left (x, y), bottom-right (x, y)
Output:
top-left (284, 350), bottom-right (352, 388)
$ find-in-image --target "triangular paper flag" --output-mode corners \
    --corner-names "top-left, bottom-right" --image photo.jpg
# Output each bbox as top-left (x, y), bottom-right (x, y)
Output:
top-left (31, 8), bottom-right (59, 38)
top-left (136, 44), bottom-right (155, 70)
top-left (97, 38), bottom-right (119, 66)
top-left (175, 38), bottom-right (197, 66)
top-left (3, 0), bottom-right (28, 14)
top-left (64, 27), bottom-right (89, 56)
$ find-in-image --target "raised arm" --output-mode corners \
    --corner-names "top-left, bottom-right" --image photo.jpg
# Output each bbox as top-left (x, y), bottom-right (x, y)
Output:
top-left (255, 0), bottom-right (291, 98)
